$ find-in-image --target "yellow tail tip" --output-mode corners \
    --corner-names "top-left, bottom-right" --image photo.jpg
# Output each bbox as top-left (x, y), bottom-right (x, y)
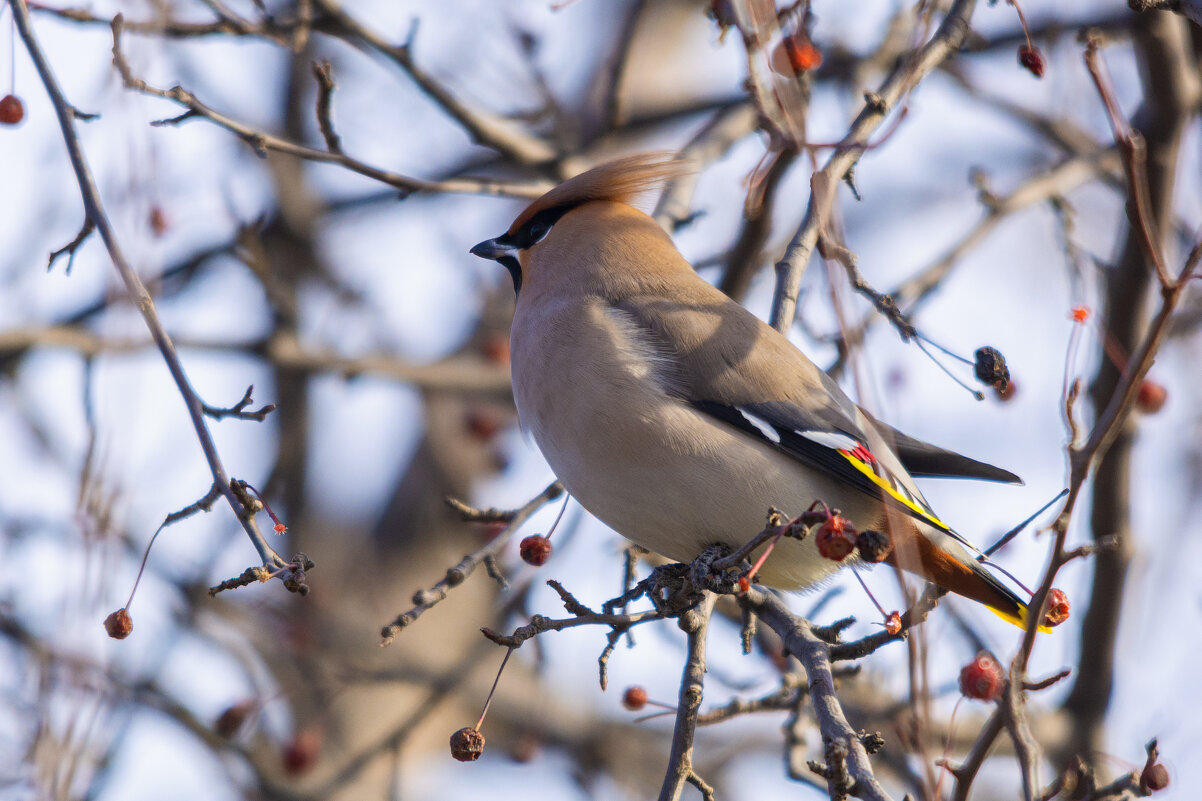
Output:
top-left (988, 602), bottom-right (1052, 633)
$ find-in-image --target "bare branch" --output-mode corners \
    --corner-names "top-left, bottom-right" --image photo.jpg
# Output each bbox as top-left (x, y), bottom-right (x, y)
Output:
top-left (769, 0), bottom-right (979, 331)
top-left (10, 0), bottom-right (287, 570)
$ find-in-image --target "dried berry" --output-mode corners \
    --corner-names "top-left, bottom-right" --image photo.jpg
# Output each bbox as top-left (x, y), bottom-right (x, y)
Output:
top-left (450, 727), bottom-right (485, 762)
top-left (856, 529), bottom-right (891, 563)
top-left (1136, 380), bottom-right (1167, 414)
top-left (884, 611), bottom-right (902, 635)
top-left (282, 729), bottom-right (321, 774)
top-left (215, 700), bottom-right (256, 738)
top-left (974, 346), bottom-right (1010, 388)
top-left (815, 515), bottom-right (857, 561)
top-left (1043, 588), bottom-right (1070, 627)
top-left (519, 535), bottom-right (552, 566)
top-left (1018, 45), bottom-right (1045, 78)
top-left (622, 686), bottom-right (648, 711)
top-left (1140, 762), bottom-right (1170, 793)
top-left (959, 651), bottom-right (1005, 701)
top-left (0, 95), bottom-right (24, 125)
top-left (104, 608), bottom-right (133, 640)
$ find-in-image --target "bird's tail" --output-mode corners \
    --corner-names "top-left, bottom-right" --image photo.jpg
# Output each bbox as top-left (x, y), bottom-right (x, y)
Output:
top-left (888, 525), bottom-right (1049, 632)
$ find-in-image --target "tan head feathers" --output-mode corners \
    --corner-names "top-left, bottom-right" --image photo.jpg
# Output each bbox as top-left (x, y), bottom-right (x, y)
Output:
top-left (506, 152), bottom-right (691, 236)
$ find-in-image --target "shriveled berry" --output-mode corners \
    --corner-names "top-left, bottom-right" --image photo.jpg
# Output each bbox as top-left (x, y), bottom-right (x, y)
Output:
top-left (1043, 588), bottom-right (1070, 627)
top-left (104, 608), bottom-right (133, 640)
top-left (215, 700), bottom-right (256, 738)
top-left (856, 529), bottom-right (891, 563)
top-left (0, 95), bottom-right (24, 125)
top-left (519, 535), bottom-right (552, 566)
top-left (450, 726), bottom-right (485, 762)
top-left (1018, 45), bottom-right (1045, 78)
top-left (815, 515), bottom-right (857, 561)
top-left (959, 651), bottom-right (1005, 701)
top-left (1136, 380), bottom-right (1167, 414)
top-left (282, 729), bottom-right (321, 774)
top-left (884, 611), bottom-right (902, 635)
top-left (622, 686), bottom-right (648, 711)
top-left (1140, 762), bottom-right (1170, 793)
top-left (974, 347), bottom-right (1010, 388)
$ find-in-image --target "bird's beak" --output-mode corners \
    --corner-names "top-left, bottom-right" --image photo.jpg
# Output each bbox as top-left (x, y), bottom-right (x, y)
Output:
top-left (470, 237), bottom-right (516, 261)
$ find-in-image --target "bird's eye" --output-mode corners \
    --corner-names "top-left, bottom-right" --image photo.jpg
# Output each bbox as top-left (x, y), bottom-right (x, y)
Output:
top-left (526, 220), bottom-right (552, 246)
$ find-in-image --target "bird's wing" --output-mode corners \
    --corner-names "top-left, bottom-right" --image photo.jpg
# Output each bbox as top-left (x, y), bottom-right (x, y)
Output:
top-left (611, 294), bottom-right (954, 533)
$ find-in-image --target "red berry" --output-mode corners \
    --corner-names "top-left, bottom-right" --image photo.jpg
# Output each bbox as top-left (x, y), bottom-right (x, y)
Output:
top-left (0, 95), bottom-right (24, 125)
top-left (622, 686), bottom-right (648, 711)
top-left (994, 379), bottom-right (1017, 402)
top-left (464, 409), bottom-right (502, 440)
top-left (449, 727), bottom-right (485, 762)
top-left (509, 734), bottom-right (540, 763)
top-left (772, 35), bottom-right (823, 75)
top-left (215, 700), bottom-right (256, 738)
top-left (149, 206), bottom-right (169, 236)
top-left (104, 608), bottom-right (133, 640)
top-left (815, 515), bottom-right (857, 561)
top-left (480, 520), bottom-right (508, 541)
top-left (884, 611), bottom-right (902, 635)
top-left (481, 336), bottom-right (510, 365)
top-left (1042, 588), bottom-right (1070, 627)
top-left (856, 529), bottom-right (891, 563)
top-left (1018, 45), bottom-right (1045, 78)
top-left (959, 651), bottom-right (1005, 701)
top-left (282, 729), bottom-right (321, 774)
top-left (519, 535), bottom-right (552, 566)
top-left (1136, 380), bottom-right (1167, 414)
top-left (1140, 762), bottom-right (1170, 793)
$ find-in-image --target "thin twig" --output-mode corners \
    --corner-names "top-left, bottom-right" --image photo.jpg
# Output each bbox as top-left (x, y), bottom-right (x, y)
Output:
top-left (109, 17), bottom-right (548, 200)
top-left (769, 0), bottom-right (979, 331)
top-left (379, 482), bottom-right (563, 645)
top-left (10, 0), bottom-right (287, 571)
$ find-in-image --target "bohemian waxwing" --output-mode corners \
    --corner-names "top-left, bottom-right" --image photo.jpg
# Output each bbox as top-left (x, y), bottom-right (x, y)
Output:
top-left (471, 153), bottom-right (1036, 628)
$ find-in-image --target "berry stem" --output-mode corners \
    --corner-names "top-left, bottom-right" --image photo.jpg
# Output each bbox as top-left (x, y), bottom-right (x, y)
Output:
top-left (475, 646), bottom-right (514, 731)
top-left (850, 566), bottom-right (889, 618)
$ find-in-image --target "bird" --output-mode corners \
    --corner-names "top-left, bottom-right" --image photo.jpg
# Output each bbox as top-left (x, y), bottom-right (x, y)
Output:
top-left (471, 152), bottom-right (1038, 629)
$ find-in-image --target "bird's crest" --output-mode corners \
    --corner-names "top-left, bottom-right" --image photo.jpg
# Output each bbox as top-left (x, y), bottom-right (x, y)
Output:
top-left (507, 152), bottom-right (690, 236)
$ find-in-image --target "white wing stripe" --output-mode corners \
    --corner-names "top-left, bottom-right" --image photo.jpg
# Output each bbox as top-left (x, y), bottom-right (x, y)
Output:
top-left (798, 430), bottom-right (861, 452)
top-left (738, 408), bottom-right (781, 443)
